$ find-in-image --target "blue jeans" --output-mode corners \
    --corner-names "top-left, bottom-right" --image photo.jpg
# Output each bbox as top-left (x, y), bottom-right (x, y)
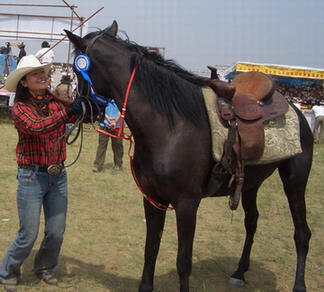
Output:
top-left (0, 166), bottom-right (68, 283)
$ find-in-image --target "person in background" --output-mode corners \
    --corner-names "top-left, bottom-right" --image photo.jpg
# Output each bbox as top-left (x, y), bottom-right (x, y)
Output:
top-left (0, 55), bottom-right (87, 292)
top-left (291, 97), bottom-right (301, 110)
top-left (13, 43), bottom-right (26, 64)
top-left (35, 41), bottom-right (54, 65)
top-left (52, 75), bottom-right (74, 101)
top-left (93, 100), bottom-right (124, 172)
top-left (312, 101), bottom-right (324, 144)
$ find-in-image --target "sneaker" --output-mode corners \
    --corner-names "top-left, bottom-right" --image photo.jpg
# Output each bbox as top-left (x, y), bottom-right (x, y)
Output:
top-left (2, 283), bottom-right (17, 292)
top-left (42, 274), bottom-right (58, 286)
top-left (92, 167), bottom-right (103, 172)
top-left (113, 165), bottom-right (122, 171)
top-left (1, 278), bottom-right (17, 292)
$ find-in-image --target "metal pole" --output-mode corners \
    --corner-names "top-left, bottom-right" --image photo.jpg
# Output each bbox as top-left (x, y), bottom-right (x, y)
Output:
top-left (61, 0), bottom-right (82, 20)
top-left (66, 9), bottom-right (74, 69)
top-left (37, 7), bottom-right (104, 60)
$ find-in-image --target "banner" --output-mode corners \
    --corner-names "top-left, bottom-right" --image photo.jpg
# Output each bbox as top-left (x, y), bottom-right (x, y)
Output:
top-left (235, 62), bottom-right (324, 79)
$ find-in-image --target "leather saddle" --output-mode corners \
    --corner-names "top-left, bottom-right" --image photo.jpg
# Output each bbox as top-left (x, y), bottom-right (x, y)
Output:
top-left (206, 68), bottom-right (289, 209)
top-left (208, 69), bottom-right (289, 160)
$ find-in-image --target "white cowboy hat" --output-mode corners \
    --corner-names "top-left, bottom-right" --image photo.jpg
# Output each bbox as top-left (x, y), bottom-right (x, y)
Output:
top-left (5, 54), bottom-right (52, 92)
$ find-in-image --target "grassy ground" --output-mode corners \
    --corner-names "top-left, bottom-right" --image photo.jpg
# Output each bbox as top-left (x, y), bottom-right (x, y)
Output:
top-left (0, 115), bottom-right (323, 292)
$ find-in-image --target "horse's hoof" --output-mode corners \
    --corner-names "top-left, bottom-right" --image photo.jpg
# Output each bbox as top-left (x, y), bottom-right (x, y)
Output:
top-left (227, 277), bottom-right (245, 289)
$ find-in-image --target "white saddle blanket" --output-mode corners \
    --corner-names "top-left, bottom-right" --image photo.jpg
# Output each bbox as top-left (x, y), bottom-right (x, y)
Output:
top-left (202, 87), bottom-right (302, 165)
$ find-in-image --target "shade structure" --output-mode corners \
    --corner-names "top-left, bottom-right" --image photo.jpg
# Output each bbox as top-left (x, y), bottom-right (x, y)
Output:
top-left (225, 61), bottom-right (324, 86)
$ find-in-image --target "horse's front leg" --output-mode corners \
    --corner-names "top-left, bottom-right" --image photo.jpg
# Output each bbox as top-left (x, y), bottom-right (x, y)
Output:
top-left (228, 185), bottom-right (260, 288)
top-left (175, 198), bottom-right (200, 292)
top-left (138, 198), bottom-right (167, 292)
top-left (279, 162), bottom-right (311, 292)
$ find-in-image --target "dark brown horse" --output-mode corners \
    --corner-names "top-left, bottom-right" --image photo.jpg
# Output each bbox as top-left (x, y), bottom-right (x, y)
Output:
top-left (65, 21), bottom-right (312, 292)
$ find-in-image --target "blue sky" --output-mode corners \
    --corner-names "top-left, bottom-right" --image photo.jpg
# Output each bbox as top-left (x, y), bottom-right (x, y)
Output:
top-left (3, 0), bottom-right (324, 70)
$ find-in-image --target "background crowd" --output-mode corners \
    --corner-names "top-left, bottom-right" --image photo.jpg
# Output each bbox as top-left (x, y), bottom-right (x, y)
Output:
top-left (276, 82), bottom-right (324, 106)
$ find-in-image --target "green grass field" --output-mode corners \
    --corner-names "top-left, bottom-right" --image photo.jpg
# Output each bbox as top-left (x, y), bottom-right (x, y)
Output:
top-left (0, 116), bottom-right (323, 291)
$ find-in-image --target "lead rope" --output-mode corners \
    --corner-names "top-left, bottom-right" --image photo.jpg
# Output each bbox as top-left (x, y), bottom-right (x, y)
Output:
top-left (94, 63), bottom-right (174, 211)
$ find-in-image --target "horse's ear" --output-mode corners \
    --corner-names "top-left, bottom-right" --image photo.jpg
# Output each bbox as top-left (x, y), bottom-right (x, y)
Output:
top-left (103, 20), bottom-right (118, 36)
top-left (64, 29), bottom-right (83, 49)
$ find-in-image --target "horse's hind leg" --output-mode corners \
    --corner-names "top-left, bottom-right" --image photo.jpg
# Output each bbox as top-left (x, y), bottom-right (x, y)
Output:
top-left (278, 159), bottom-right (311, 292)
top-left (139, 198), bottom-right (167, 292)
top-left (228, 184), bottom-right (260, 288)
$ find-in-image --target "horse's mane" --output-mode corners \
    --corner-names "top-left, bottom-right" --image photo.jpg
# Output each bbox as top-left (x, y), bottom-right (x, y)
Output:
top-left (80, 30), bottom-right (210, 128)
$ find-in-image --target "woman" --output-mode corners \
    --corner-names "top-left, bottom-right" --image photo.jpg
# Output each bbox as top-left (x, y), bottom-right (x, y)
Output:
top-left (0, 55), bottom-right (86, 292)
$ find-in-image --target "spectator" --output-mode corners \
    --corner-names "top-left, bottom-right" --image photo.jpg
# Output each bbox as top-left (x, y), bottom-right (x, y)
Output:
top-left (291, 97), bottom-right (301, 110)
top-left (13, 42), bottom-right (26, 64)
top-left (35, 41), bottom-right (54, 65)
top-left (312, 101), bottom-right (324, 143)
top-left (93, 100), bottom-right (124, 172)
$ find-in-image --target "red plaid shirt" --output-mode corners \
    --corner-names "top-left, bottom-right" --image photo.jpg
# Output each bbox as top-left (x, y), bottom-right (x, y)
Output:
top-left (12, 96), bottom-right (74, 167)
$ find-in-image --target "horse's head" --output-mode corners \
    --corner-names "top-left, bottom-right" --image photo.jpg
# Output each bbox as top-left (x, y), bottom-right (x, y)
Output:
top-left (64, 21), bottom-right (120, 101)
top-left (64, 22), bottom-right (120, 123)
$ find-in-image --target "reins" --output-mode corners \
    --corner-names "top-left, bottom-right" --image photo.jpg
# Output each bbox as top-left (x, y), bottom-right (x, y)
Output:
top-left (54, 99), bottom-right (95, 169)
